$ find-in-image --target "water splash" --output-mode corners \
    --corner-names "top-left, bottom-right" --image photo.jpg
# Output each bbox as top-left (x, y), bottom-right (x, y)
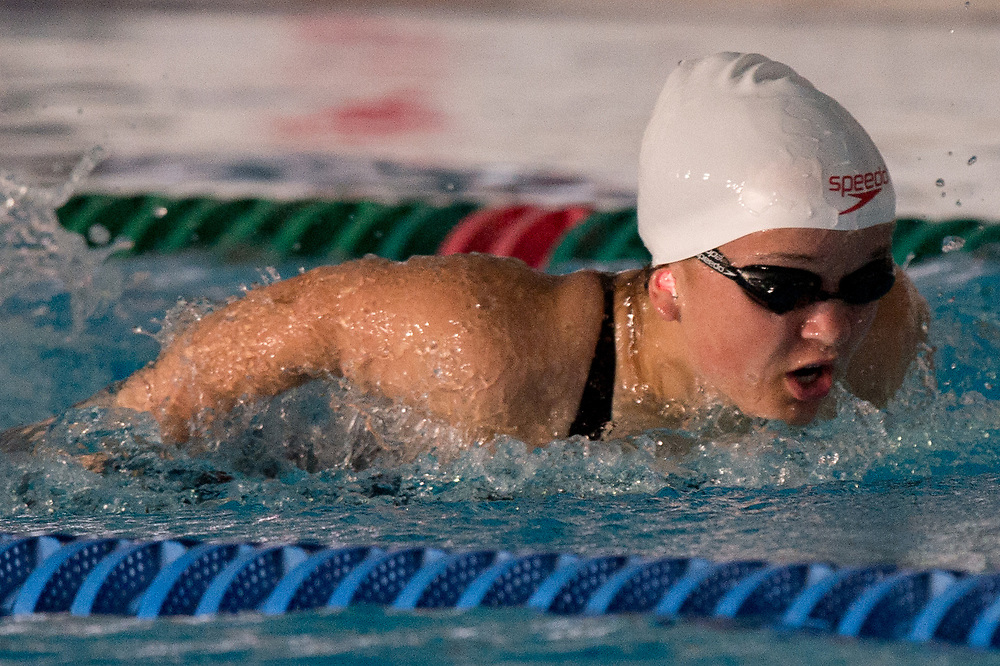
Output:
top-left (2, 328), bottom-right (995, 519)
top-left (941, 235), bottom-right (966, 253)
top-left (0, 147), bottom-right (132, 333)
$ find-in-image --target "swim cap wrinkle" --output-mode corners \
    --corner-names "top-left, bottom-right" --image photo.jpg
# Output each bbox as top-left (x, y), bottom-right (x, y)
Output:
top-left (638, 52), bottom-right (895, 265)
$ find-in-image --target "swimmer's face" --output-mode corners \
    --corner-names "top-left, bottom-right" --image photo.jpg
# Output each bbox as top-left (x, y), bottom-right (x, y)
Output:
top-left (663, 224), bottom-right (895, 424)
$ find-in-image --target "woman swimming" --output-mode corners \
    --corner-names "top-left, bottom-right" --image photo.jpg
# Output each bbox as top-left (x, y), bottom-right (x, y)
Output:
top-left (3, 52), bottom-right (929, 456)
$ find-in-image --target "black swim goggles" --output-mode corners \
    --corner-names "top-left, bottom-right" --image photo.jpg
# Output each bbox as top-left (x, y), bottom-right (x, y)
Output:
top-left (695, 248), bottom-right (896, 315)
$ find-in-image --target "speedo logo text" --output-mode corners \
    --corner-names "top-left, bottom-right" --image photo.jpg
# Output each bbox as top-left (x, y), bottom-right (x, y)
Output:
top-left (828, 169), bottom-right (890, 215)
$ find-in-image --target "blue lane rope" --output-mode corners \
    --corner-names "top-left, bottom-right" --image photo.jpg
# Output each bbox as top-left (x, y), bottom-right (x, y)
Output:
top-left (3, 535), bottom-right (1000, 649)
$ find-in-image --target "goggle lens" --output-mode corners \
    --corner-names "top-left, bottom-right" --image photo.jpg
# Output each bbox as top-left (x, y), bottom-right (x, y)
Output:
top-left (697, 250), bottom-right (895, 315)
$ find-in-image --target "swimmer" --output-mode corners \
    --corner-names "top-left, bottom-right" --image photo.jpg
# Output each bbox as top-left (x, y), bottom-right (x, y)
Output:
top-left (2, 52), bottom-right (928, 458)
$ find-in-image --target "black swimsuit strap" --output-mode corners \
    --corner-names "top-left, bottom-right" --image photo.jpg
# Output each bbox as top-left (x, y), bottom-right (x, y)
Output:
top-left (568, 273), bottom-right (616, 439)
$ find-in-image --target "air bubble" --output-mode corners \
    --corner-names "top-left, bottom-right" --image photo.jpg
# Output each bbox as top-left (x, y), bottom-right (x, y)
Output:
top-left (968, 155), bottom-right (977, 165)
top-left (936, 178), bottom-right (945, 187)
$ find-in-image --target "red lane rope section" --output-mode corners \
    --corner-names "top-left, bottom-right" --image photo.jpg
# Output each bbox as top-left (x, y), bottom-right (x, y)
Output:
top-left (490, 206), bottom-right (591, 268)
top-left (438, 205), bottom-right (537, 256)
top-left (438, 205), bottom-right (590, 267)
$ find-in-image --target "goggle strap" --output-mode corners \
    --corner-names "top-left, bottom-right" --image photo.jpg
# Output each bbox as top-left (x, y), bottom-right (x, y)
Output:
top-left (697, 249), bottom-right (741, 279)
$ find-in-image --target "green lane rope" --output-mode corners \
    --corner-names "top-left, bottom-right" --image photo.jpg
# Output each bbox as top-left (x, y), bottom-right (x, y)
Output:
top-left (325, 200), bottom-right (411, 261)
top-left (267, 200), bottom-right (354, 258)
top-left (55, 193), bottom-right (998, 267)
top-left (547, 209), bottom-right (649, 266)
top-left (209, 200), bottom-right (287, 255)
top-left (594, 210), bottom-right (650, 264)
top-left (892, 218), bottom-right (1000, 265)
top-left (377, 201), bottom-right (479, 260)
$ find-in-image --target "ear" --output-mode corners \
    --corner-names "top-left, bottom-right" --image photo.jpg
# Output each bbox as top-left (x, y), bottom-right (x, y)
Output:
top-left (648, 266), bottom-right (680, 321)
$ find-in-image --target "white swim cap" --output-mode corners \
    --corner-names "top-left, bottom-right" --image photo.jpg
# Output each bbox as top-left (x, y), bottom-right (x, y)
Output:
top-left (638, 52), bottom-right (895, 265)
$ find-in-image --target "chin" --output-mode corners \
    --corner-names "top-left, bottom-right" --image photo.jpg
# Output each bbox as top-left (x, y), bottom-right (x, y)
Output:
top-left (782, 411), bottom-right (819, 426)
top-left (721, 384), bottom-right (826, 426)
top-left (778, 400), bottom-right (825, 426)
top-left (739, 399), bottom-right (822, 426)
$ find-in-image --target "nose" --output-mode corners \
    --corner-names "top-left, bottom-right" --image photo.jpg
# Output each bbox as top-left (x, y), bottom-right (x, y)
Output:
top-left (799, 300), bottom-right (857, 349)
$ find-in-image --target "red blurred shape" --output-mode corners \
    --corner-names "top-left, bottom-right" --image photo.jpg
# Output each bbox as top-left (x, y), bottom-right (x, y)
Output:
top-left (491, 206), bottom-right (591, 268)
top-left (439, 205), bottom-right (591, 268)
top-left (278, 91), bottom-right (443, 137)
top-left (438, 205), bottom-right (537, 256)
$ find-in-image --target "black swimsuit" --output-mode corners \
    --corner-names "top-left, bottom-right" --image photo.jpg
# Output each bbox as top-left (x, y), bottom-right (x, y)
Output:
top-left (567, 274), bottom-right (616, 439)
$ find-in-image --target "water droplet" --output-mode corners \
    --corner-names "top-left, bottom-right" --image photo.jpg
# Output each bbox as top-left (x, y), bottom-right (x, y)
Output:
top-left (941, 235), bottom-right (966, 253)
top-left (968, 155), bottom-right (977, 165)
top-left (956, 199), bottom-right (963, 207)
top-left (936, 178), bottom-right (945, 187)
top-left (965, 1), bottom-right (970, 7)
top-left (264, 266), bottom-right (281, 283)
top-left (87, 224), bottom-right (111, 246)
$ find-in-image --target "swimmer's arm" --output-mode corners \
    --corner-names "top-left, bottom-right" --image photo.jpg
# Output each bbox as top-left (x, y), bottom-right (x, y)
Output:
top-left (108, 269), bottom-right (347, 441)
top-left (846, 269), bottom-right (930, 406)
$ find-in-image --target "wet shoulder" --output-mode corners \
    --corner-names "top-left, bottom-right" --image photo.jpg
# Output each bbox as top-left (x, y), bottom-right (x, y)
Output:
top-left (301, 254), bottom-right (607, 364)
top-left (304, 253), bottom-right (603, 321)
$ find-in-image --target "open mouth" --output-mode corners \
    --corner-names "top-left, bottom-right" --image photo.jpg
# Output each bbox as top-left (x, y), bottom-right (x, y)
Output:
top-left (785, 363), bottom-right (834, 402)
top-left (791, 364), bottom-right (823, 383)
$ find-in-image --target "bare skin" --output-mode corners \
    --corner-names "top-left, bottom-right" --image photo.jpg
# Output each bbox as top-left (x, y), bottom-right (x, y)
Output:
top-left (613, 225), bottom-right (928, 434)
top-left (110, 253), bottom-right (608, 447)
top-left (93, 224), bottom-right (927, 451)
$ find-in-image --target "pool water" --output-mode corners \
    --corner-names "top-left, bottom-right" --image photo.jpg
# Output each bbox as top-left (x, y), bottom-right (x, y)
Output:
top-left (4, 169), bottom-right (1000, 662)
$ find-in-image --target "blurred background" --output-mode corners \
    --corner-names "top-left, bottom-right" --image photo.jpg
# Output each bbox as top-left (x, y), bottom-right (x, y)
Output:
top-left (2, 0), bottom-right (999, 217)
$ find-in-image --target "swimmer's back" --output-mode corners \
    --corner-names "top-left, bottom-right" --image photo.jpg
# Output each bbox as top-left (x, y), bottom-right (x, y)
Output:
top-left (113, 254), bottom-right (607, 445)
top-left (307, 254), bottom-right (607, 444)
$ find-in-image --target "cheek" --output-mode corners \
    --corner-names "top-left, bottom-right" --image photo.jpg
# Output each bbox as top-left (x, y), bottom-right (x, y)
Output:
top-left (846, 303), bottom-right (880, 353)
top-left (681, 294), bottom-right (790, 386)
